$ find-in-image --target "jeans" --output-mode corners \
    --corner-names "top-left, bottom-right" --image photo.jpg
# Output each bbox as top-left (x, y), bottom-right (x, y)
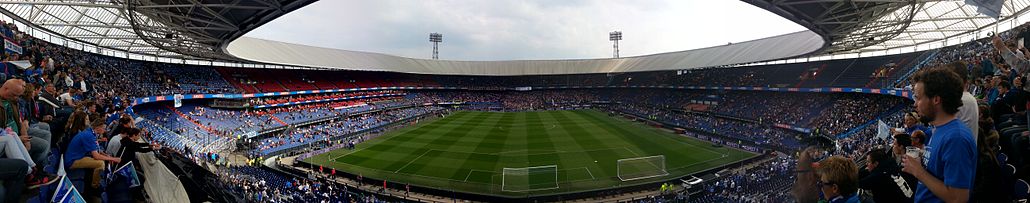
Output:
top-left (0, 135), bottom-right (35, 173)
top-left (0, 158), bottom-right (28, 203)
top-left (27, 123), bottom-right (51, 167)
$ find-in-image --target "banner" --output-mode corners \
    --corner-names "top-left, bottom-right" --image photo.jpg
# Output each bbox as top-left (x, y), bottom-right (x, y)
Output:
top-left (515, 87), bottom-right (532, 91)
top-left (173, 94), bottom-right (184, 108)
top-left (876, 120), bottom-right (891, 139)
top-left (111, 161), bottom-right (141, 188)
top-left (53, 176), bottom-right (86, 203)
top-left (966, 0), bottom-right (1004, 19)
top-left (3, 37), bottom-right (20, 54)
top-left (240, 131), bottom-right (259, 139)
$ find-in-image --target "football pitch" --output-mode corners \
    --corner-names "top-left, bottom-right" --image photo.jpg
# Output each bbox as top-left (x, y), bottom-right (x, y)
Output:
top-left (302, 110), bottom-right (757, 197)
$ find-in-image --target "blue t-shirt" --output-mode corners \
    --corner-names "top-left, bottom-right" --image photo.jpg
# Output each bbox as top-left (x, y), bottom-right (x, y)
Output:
top-left (913, 119), bottom-right (977, 203)
top-left (64, 128), bottom-right (100, 168)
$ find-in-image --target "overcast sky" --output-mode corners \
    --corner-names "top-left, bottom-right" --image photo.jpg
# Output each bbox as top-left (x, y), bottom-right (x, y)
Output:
top-left (243, 0), bottom-right (806, 61)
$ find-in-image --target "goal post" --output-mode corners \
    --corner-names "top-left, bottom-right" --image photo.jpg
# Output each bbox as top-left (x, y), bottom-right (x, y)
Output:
top-left (617, 155), bottom-right (669, 181)
top-left (501, 165), bottom-right (558, 192)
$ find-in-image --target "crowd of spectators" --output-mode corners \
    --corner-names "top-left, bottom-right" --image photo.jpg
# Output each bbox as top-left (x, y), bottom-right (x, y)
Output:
top-left (689, 156), bottom-right (794, 203)
top-left (251, 106), bottom-right (443, 155)
top-left (219, 165), bottom-right (391, 202)
top-left (249, 90), bottom-right (404, 106)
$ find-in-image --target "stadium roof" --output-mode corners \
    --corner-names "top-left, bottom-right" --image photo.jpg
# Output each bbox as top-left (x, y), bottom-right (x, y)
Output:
top-left (1, 0), bottom-right (1030, 75)
top-left (0, 0), bottom-right (315, 61)
top-left (746, 0), bottom-right (1030, 54)
top-left (226, 31), bottom-right (824, 75)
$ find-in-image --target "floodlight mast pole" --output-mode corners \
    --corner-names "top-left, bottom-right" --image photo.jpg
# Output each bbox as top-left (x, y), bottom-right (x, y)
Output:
top-left (609, 31), bottom-right (622, 58)
top-left (430, 33), bottom-right (443, 60)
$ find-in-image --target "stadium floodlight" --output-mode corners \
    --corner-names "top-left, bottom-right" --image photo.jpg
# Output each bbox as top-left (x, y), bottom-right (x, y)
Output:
top-left (429, 33), bottom-right (443, 60)
top-left (501, 165), bottom-right (559, 192)
top-left (617, 155), bottom-right (668, 181)
top-left (609, 31), bottom-right (622, 58)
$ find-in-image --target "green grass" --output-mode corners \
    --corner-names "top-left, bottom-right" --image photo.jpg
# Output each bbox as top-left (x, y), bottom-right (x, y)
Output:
top-left (302, 110), bottom-right (757, 197)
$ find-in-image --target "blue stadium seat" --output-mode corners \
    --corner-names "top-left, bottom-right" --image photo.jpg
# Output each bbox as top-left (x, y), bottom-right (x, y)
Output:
top-left (1015, 179), bottom-right (1030, 200)
top-left (105, 176), bottom-right (132, 203)
top-left (1000, 153), bottom-right (1009, 164)
top-left (66, 169), bottom-right (87, 195)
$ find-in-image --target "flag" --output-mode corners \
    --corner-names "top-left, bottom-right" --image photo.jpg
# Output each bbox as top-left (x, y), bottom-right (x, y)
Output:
top-left (51, 176), bottom-right (73, 202)
top-left (966, 0), bottom-right (1005, 19)
top-left (51, 175), bottom-right (86, 203)
top-left (58, 185), bottom-right (86, 203)
top-left (173, 94), bottom-right (183, 108)
top-left (876, 120), bottom-right (891, 139)
top-left (111, 162), bottom-right (141, 188)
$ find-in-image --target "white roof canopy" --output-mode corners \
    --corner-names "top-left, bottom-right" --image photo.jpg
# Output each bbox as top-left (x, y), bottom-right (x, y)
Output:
top-left (226, 31), bottom-right (825, 76)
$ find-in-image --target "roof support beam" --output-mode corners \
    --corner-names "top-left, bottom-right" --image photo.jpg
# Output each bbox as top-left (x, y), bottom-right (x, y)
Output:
top-left (136, 4), bottom-right (270, 10)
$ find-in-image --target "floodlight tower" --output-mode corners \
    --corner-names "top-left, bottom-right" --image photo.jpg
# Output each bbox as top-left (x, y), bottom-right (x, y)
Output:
top-left (430, 33), bottom-right (443, 60)
top-left (609, 31), bottom-right (622, 58)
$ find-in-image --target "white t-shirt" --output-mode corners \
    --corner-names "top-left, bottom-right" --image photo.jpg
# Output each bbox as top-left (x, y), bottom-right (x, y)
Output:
top-left (79, 81), bottom-right (87, 93)
top-left (63, 76), bottom-right (73, 88)
top-left (106, 134), bottom-right (123, 156)
top-left (58, 92), bottom-right (74, 106)
top-left (957, 91), bottom-right (979, 143)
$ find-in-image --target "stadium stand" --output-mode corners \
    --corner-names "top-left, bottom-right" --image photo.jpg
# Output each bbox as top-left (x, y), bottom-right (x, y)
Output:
top-left (0, 7), bottom-right (1026, 202)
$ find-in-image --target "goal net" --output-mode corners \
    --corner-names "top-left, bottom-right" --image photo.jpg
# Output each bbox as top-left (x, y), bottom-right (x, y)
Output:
top-left (501, 165), bottom-right (558, 192)
top-left (617, 155), bottom-right (669, 181)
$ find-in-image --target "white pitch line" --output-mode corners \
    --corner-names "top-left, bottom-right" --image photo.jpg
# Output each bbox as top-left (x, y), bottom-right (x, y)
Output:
top-left (584, 167), bottom-right (596, 180)
top-left (394, 149), bottom-right (433, 173)
top-left (623, 146), bottom-right (642, 156)
top-left (463, 170), bottom-right (474, 182)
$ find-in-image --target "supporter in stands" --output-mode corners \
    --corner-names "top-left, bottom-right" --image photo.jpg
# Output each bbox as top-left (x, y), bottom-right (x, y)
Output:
top-left (15, 83), bottom-right (53, 166)
top-left (892, 133), bottom-right (913, 163)
top-left (899, 112), bottom-right (931, 138)
top-left (943, 62), bottom-right (981, 141)
top-left (992, 81), bottom-right (1015, 120)
top-left (0, 158), bottom-right (27, 202)
top-left (973, 104), bottom-right (1009, 202)
top-left (107, 113), bottom-right (129, 134)
top-left (0, 79), bottom-right (55, 186)
top-left (65, 119), bottom-right (120, 190)
top-left (105, 116), bottom-right (133, 155)
top-left (993, 35), bottom-right (1030, 73)
top-left (859, 148), bottom-right (915, 202)
top-left (911, 130), bottom-right (928, 149)
top-left (0, 122), bottom-right (50, 190)
top-left (793, 147), bottom-right (823, 203)
top-left (116, 128), bottom-right (160, 169)
top-left (106, 133), bottom-right (122, 157)
top-left (57, 88), bottom-right (76, 107)
top-left (902, 67), bottom-right (977, 202)
top-left (816, 156), bottom-right (861, 203)
top-left (38, 83), bottom-right (59, 109)
top-left (62, 108), bottom-right (88, 147)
